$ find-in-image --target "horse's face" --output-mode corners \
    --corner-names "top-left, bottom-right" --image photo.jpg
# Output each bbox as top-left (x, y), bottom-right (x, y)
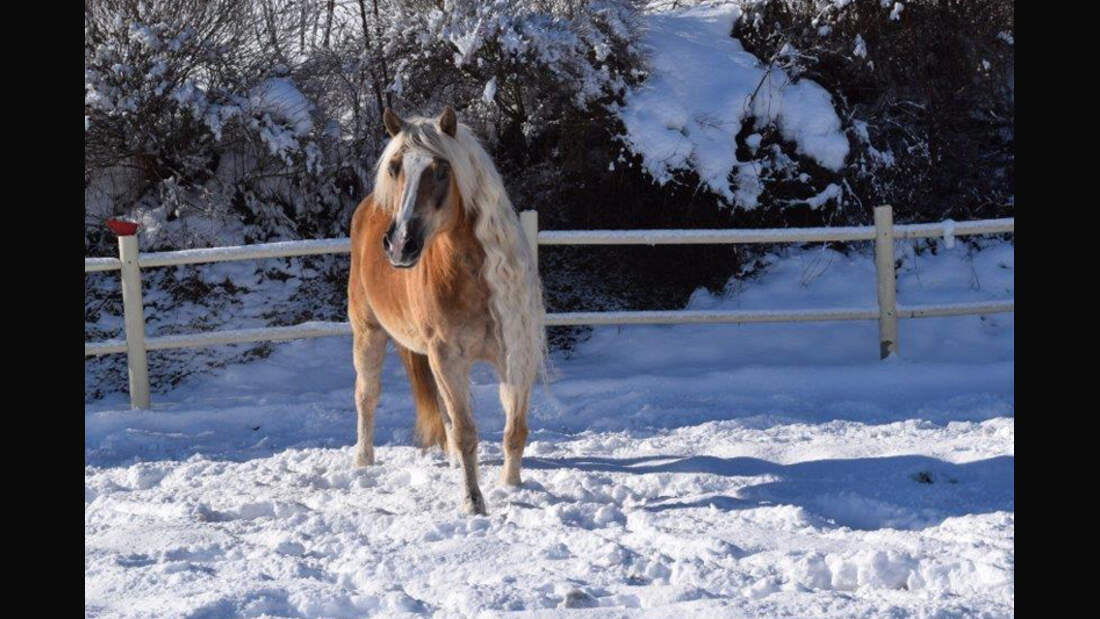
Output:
top-left (380, 107), bottom-right (458, 269)
top-left (381, 147), bottom-right (454, 268)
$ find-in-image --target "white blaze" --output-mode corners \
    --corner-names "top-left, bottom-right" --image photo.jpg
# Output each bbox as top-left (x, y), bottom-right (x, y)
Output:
top-left (395, 149), bottom-right (433, 230)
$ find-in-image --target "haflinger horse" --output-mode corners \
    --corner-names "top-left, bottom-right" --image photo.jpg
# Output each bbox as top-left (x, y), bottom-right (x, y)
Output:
top-left (347, 106), bottom-right (545, 515)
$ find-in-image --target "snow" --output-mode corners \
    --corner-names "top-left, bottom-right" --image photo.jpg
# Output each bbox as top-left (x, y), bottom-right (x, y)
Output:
top-left (250, 79), bottom-right (314, 137)
top-left (483, 77), bottom-right (498, 104)
top-left (617, 2), bottom-right (849, 206)
top-left (86, 240), bottom-right (1013, 617)
top-left (248, 78), bottom-right (314, 161)
top-left (800, 182), bottom-right (842, 210)
top-left (853, 34), bottom-right (867, 58)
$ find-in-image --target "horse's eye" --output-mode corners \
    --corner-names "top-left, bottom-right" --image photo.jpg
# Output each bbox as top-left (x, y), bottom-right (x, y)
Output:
top-left (388, 160), bottom-right (401, 177)
top-left (434, 161), bottom-right (449, 180)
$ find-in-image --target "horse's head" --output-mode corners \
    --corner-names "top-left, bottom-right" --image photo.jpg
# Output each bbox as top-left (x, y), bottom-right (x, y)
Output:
top-left (377, 106), bottom-right (460, 269)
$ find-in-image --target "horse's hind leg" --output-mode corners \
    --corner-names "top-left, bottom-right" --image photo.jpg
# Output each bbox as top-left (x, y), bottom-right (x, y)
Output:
top-left (499, 381), bottom-right (530, 487)
top-left (427, 342), bottom-right (485, 515)
top-left (352, 323), bottom-right (386, 467)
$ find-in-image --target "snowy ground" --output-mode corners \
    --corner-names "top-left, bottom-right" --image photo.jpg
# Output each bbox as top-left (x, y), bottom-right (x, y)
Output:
top-left (85, 239), bottom-right (1014, 617)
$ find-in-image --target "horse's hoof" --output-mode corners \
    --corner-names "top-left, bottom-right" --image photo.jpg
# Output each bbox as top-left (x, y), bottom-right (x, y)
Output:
top-left (464, 493), bottom-right (487, 516)
top-left (500, 470), bottom-right (522, 488)
top-left (353, 451), bottom-right (375, 467)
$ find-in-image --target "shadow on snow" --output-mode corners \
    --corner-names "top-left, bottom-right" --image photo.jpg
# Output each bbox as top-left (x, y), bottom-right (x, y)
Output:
top-left (521, 453), bottom-right (1014, 531)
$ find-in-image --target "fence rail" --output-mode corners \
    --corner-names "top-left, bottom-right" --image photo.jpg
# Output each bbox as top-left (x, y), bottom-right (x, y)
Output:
top-left (85, 206), bottom-right (1014, 409)
top-left (535, 217), bottom-right (1014, 246)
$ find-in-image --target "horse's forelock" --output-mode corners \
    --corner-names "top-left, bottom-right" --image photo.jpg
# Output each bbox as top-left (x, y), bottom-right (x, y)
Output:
top-left (373, 117), bottom-right (475, 213)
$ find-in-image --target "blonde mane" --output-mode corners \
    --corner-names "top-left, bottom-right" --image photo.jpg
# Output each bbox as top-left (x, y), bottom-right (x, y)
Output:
top-left (372, 117), bottom-right (546, 388)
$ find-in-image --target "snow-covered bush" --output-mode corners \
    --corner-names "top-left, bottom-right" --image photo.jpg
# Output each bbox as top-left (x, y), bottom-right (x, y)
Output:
top-left (85, 0), bottom-right (375, 398)
top-left (84, 0), bottom-right (642, 251)
top-left (732, 0), bottom-right (1014, 223)
top-left (379, 1), bottom-right (640, 167)
top-left (84, 0), bottom-right (648, 397)
top-left (84, 0), bottom-right (368, 252)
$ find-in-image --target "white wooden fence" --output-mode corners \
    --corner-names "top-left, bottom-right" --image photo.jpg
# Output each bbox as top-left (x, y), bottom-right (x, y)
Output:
top-left (85, 206), bottom-right (1014, 409)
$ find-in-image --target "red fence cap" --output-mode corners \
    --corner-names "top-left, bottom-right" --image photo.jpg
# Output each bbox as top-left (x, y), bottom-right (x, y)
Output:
top-left (105, 219), bottom-right (139, 236)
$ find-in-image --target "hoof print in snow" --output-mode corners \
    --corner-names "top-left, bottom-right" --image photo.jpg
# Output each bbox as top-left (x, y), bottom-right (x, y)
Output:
top-left (541, 543), bottom-right (571, 560)
top-left (273, 540), bottom-right (305, 556)
top-left (912, 471), bottom-right (934, 484)
top-left (560, 589), bottom-right (599, 609)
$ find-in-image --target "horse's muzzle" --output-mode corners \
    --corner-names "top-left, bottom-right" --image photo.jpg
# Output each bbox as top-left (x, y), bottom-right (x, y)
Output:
top-left (383, 220), bottom-right (424, 268)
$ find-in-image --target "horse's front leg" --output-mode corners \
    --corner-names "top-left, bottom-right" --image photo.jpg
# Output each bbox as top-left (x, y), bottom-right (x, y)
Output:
top-left (352, 323), bottom-right (387, 467)
top-left (427, 342), bottom-right (485, 515)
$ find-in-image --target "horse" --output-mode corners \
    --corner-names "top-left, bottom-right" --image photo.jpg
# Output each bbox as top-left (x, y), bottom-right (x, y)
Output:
top-left (346, 106), bottom-right (545, 515)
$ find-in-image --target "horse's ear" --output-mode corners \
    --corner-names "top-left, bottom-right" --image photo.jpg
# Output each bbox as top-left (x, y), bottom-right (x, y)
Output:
top-left (383, 108), bottom-right (403, 137)
top-left (438, 105), bottom-right (457, 138)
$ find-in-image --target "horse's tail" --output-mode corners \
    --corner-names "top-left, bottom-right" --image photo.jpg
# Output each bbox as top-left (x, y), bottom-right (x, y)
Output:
top-left (398, 346), bottom-right (446, 451)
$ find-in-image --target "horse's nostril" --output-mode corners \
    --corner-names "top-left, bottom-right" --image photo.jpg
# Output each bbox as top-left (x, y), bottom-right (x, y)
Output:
top-left (382, 234), bottom-right (391, 251)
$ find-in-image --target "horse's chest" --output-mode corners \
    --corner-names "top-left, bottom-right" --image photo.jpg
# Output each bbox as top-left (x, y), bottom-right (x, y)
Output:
top-left (379, 315), bottom-right (429, 354)
top-left (369, 275), bottom-right (492, 358)
top-left (366, 286), bottom-right (430, 353)
top-left (358, 215), bottom-right (492, 356)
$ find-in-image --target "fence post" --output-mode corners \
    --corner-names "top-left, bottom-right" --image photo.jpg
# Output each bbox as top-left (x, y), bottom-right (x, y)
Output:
top-left (118, 233), bottom-right (151, 409)
top-left (520, 210), bottom-right (538, 271)
top-left (873, 205), bottom-right (898, 359)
